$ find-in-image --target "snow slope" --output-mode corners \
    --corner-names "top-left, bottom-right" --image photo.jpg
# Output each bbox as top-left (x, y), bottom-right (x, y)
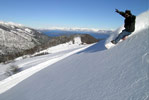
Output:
top-left (0, 11), bottom-right (149, 100)
top-left (0, 37), bottom-right (93, 91)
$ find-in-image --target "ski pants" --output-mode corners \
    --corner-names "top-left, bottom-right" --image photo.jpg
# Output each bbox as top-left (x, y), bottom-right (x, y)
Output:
top-left (114, 29), bottom-right (132, 44)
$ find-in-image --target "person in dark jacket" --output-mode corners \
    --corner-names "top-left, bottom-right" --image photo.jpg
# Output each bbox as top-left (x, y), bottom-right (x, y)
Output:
top-left (111, 9), bottom-right (136, 44)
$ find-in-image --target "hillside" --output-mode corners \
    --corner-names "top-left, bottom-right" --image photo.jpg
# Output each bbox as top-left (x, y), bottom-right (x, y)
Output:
top-left (0, 21), bottom-right (49, 52)
top-left (0, 21), bottom-right (50, 62)
top-left (0, 21), bottom-right (98, 63)
top-left (0, 11), bottom-right (148, 100)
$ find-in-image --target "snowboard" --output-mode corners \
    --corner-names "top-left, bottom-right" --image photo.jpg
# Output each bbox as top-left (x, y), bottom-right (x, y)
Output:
top-left (105, 36), bottom-right (128, 49)
top-left (105, 42), bottom-right (115, 49)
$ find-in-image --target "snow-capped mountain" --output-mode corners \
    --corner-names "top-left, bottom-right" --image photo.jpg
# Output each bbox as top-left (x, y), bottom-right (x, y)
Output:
top-left (0, 21), bottom-right (49, 62)
top-left (39, 27), bottom-right (112, 33)
top-left (0, 11), bottom-right (148, 100)
top-left (0, 21), bottom-right (50, 52)
top-left (39, 27), bottom-right (113, 39)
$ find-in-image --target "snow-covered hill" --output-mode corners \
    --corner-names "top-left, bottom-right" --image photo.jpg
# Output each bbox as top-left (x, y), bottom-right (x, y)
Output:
top-left (0, 21), bottom-right (49, 55)
top-left (0, 11), bottom-right (148, 100)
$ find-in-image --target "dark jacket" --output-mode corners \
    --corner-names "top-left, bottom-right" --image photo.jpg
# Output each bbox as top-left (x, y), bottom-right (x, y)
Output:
top-left (119, 12), bottom-right (136, 32)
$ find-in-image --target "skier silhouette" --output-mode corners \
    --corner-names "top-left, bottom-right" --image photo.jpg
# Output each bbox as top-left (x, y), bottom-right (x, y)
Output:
top-left (111, 9), bottom-right (136, 44)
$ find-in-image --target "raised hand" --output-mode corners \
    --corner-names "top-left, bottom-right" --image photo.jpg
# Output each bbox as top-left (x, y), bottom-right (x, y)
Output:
top-left (115, 9), bottom-right (120, 13)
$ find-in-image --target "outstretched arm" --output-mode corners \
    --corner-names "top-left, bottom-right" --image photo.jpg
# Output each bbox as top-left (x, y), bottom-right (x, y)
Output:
top-left (115, 9), bottom-right (125, 17)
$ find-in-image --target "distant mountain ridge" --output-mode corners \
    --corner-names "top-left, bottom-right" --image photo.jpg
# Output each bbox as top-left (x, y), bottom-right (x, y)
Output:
top-left (38, 27), bottom-right (113, 39)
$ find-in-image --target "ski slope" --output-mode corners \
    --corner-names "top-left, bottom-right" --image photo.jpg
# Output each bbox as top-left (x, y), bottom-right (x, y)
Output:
top-left (0, 11), bottom-right (149, 100)
top-left (0, 37), bottom-right (93, 90)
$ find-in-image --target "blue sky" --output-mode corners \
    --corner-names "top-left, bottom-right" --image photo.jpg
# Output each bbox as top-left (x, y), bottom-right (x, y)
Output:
top-left (0, 0), bottom-right (148, 29)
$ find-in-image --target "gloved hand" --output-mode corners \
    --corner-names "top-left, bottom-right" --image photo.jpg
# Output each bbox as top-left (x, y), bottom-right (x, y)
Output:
top-left (115, 9), bottom-right (120, 13)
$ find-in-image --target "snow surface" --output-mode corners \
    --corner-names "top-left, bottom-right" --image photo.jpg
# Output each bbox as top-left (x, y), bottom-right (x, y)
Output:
top-left (0, 36), bottom-right (89, 80)
top-left (0, 11), bottom-right (149, 100)
top-left (38, 37), bottom-right (83, 54)
top-left (0, 36), bottom-right (92, 88)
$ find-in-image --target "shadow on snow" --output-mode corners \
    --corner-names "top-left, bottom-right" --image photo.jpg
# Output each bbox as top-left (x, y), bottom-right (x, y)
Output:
top-left (77, 39), bottom-right (107, 54)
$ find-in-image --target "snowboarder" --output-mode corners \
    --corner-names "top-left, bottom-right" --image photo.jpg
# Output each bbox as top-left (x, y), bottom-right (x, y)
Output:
top-left (111, 9), bottom-right (136, 44)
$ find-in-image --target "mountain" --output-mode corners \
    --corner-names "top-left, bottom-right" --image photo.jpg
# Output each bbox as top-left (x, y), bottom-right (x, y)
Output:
top-left (0, 21), bottom-right (50, 62)
top-left (0, 11), bottom-right (148, 100)
top-left (38, 27), bottom-right (112, 39)
top-left (46, 34), bottom-right (99, 48)
top-left (0, 21), bottom-right (99, 63)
